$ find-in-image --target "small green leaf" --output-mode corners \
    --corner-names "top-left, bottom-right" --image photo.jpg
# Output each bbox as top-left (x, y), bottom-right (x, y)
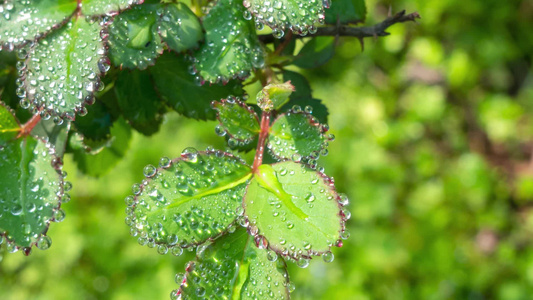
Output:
top-left (293, 37), bottom-right (336, 69)
top-left (72, 118), bottom-right (132, 177)
top-left (81, 0), bottom-right (142, 17)
top-left (0, 136), bottom-right (65, 251)
top-left (114, 69), bottom-right (164, 136)
top-left (73, 99), bottom-right (117, 142)
top-left (150, 53), bottom-right (244, 120)
top-left (31, 118), bottom-right (70, 157)
top-left (127, 150), bottom-right (252, 251)
top-left (175, 228), bottom-right (289, 299)
top-left (256, 81), bottom-right (295, 112)
top-left (213, 98), bottom-right (260, 143)
top-left (282, 70), bottom-right (329, 123)
top-left (245, 0), bottom-right (327, 35)
top-left (268, 111), bottom-right (326, 161)
top-left (0, 101), bottom-right (20, 145)
top-left (194, 0), bottom-right (264, 83)
top-left (107, 4), bottom-right (163, 70)
top-left (325, 0), bottom-right (366, 25)
top-left (159, 3), bottom-right (204, 53)
top-left (21, 16), bottom-right (107, 119)
top-left (244, 162), bottom-right (345, 259)
top-left (0, 0), bottom-right (77, 48)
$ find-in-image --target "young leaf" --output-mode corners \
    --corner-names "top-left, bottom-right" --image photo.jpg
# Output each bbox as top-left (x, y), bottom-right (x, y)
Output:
top-left (81, 0), bottom-right (142, 17)
top-left (256, 81), bottom-right (295, 112)
top-left (194, 0), bottom-right (264, 83)
top-left (174, 228), bottom-right (289, 300)
top-left (0, 0), bottom-right (77, 49)
top-left (71, 118), bottom-right (132, 177)
top-left (282, 70), bottom-right (329, 123)
top-left (325, 0), bottom-right (366, 25)
top-left (158, 3), bottom-right (204, 53)
top-left (106, 4), bottom-right (163, 70)
top-left (127, 150), bottom-right (252, 251)
top-left (244, 0), bottom-right (327, 35)
top-left (114, 69), bottom-right (164, 136)
top-left (268, 111), bottom-right (327, 161)
top-left (213, 98), bottom-right (260, 144)
top-left (293, 37), bottom-right (336, 69)
top-left (0, 135), bottom-right (65, 251)
top-left (0, 101), bottom-right (20, 145)
top-left (20, 16), bottom-right (108, 119)
top-left (244, 163), bottom-right (345, 260)
top-left (150, 53), bottom-right (244, 120)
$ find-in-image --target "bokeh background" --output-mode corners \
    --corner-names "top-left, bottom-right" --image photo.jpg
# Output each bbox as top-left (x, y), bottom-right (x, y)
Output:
top-left (1, 0), bottom-right (533, 299)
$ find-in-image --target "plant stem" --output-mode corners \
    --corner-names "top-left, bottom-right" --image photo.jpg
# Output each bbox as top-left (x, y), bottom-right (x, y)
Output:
top-left (19, 114), bottom-right (41, 137)
top-left (252, 111), bottom-right (271, 173)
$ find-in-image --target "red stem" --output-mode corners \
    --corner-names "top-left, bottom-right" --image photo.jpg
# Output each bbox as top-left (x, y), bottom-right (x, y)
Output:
top-left (252, 112), bottom-right (271, 173)
top-left (19, 114), bottom-right (41, 137)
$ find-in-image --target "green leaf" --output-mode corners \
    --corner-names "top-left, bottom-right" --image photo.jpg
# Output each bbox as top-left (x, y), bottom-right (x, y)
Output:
top-left (159, 3), bottom-right (204, 53)
top-left (245, 0), bottom-right (327, 35)
top-left (0, 101), bottom-right (20, 145)
top-left (293, 37), bottom-right (336, 69)
top-left (71, 118), bottom-right (132, 177)
top-left (256, 82), bottom-right (295, 112)
top-left (107, 4), bottom-right (163, 70)
top-left (244, 162), bottom-right (345, 259)
top-left (325, 0), bottom-right (366, 25)
top-left (175, 228), bottom-right (289, 299)
top-left (282, 70), bottom-right (329, 123)
top-left (31, 119), bottom-right (70, 157)
top-left (0, 136), bottom-right (65, 251)
top-left (21, 16), bottom-right (107, 119)
top-left (73, 99), bottom-right (116, 142)
top-left (114, 69), bottom-right (164, 136)
top-left (81, 0), bottom-right (142, 17)
top-left (213, 98), bottom-right (260, 143)
top-left (268, 111), bottom-right (327, 161)
top-left (194, 0), bottom-right (264, 83)
top-left (150, 53), bottom-right (244, 120)
top-left (0, 0), bottom-right (77, 48)
top-left (127, 150), bottom-right (252, 251)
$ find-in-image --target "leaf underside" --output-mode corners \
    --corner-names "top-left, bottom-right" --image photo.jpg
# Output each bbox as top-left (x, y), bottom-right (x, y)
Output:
top-left (178, 228), bottom-right (289, 300)
top-left (128, 151), bottom-right (252, 250)
top-left (214, 99), bottom-right (260, 143)
top-left (244, 161), bottom-right (342, 259)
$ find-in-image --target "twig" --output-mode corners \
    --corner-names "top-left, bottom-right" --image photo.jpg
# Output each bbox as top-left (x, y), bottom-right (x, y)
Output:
top-left (258, 10), bottom-right (420, 44)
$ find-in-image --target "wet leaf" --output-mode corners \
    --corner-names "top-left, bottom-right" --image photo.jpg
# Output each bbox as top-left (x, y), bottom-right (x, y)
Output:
top-left (293, 37), bottom-right (336, 69)
top-left (256, 81), bottom-right (295, 112)
top-left (268, 111), bottom-right (326, 160)
top-left (0, 0), bottom-right (77, 48)
top-left (150, 53), bottom-right (244, 120)
top-left (21, 16), bottom-right (107, 119)
top-left (282, 70), bottom-right (329, 123)
top-left (73, 99), bottom-right (116, 142)
top-left (194, 0), bottom-right (264, 83)
top-left (0, 101), bottom-right (20, 145)
top-left (213, 98), bottom-right (260, 143)
top-left (244, 163), bottom-right (344, 260)
top-left (0, 135), bottom-right (64, 250)
top-left (175, 228), bottom-right (289, 299)
top-left (325, 0), bottom-right (366, 24)
top-left (158, 3), bottom-right (204, 53)
top-left (31, 118), bottom-right (70, 157)
top-left (81, 0), bottom-right (142, 16)
top-left (107, 4), bottom-right (163, 70)
top-left (245, 0), bottom-right (327, 35)
top-left (127, 150), bottom-right (252, 251)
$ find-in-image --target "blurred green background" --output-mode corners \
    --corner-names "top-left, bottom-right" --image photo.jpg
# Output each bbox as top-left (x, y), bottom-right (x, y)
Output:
top-left (2, 0), bottom-right (533, 299)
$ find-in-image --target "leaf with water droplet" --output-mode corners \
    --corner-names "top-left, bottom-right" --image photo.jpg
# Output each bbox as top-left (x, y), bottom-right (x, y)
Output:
top-left (73, 99), bottom-right (117, 143)
top-left (71, 118), bottom-right (132, 177)
top-left (31, 118), bottom-right (70, 157)
top-left (245, 0), bottom-right (327, 35)
top-left (244, 162), bottom-right (344, 260)
top-left (256, 81), bottom-right (295, 112)
top-left (21, 16), bottom-right (107, 119)
top-left (106, 4), bottom-right (163, 70)
top-left (0, 0), bottom-right (77, 48)
top-left (158, 3), bottom-right (204, 53)
top-left (268, 111), bottom-right (326, 161)
top-left (325, 0), bottom-right (366, 25)
top-left (0, 101), bottom-right (20, 145)
top-left (150, 53), bottom-right (244, 120)
top-left (114, 69), bottom-right (164, 136)
top-left (194, 0), bottom-right (264, 83)
top-left (293, 37), bottom-right (336, 69)
top-left (128, 150), bottom-right (252, 251)
top-left (281, 70), bottom-right (329, 123)
top-left (81, 0), bottom-right (142, 17)
top-left (213, 98), bottom-right (260, 144)
top-left (0, 135), bottom-right (64, 250)
top-left (176, 228), bottom-right (289, 299)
